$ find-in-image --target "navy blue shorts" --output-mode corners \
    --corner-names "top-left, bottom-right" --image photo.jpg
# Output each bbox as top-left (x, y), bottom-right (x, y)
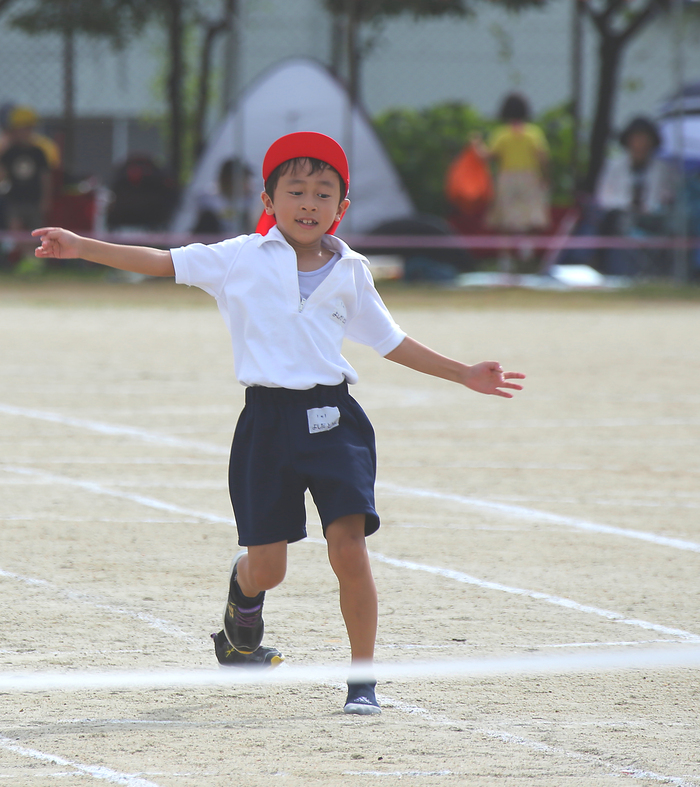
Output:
top-left (228, 381), bottom-right (379, 546)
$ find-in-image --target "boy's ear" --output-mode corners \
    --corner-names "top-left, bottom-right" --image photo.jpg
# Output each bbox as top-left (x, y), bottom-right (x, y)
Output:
top-left (336, 198), bottom-right (350, 221)
top-left (261, 190), bottom-right (275, 215)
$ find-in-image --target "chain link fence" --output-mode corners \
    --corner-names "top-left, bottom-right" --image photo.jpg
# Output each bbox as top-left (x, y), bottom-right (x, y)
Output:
top-left (0, 0), bottom-right (698, 278)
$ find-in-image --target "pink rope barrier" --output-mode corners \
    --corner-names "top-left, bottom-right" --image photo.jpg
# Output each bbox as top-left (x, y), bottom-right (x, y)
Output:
top-left (5, 230), bottom-right (700, 251)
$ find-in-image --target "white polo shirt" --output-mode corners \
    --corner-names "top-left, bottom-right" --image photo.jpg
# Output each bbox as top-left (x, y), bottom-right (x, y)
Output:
top-left (171, 225), bottom-right (406, 389)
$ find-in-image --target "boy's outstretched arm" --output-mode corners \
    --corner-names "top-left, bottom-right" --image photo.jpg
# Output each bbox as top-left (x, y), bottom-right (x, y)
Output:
top-left (32, 227), bottom-right (175, 277)
top-left (384, 337), bottom-right (525, 399)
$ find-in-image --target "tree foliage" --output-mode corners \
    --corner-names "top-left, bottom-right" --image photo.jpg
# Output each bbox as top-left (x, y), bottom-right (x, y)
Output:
top-left (323, 0), bottom-right (470, 20)
top-left (323, 0), bottom-right (545, 19)
top-left (8, 0), bottom-right (152, 46)
top-left (580, 0), bottom-right (669, 192)
top-left (3, 0), bottom-right (229, 184)
top-left (374, 100), bottom-right (576, 217)
top-left (375, 102), bottom-right (491, 216)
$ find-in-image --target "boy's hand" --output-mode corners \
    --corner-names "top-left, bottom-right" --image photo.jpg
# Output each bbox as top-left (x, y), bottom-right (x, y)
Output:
top-left (462, 362), bottom-right (525, 398)
top-left (32, 227), bottom-right (82, 260)
top-left (385, 338), bottom-right (525, 398)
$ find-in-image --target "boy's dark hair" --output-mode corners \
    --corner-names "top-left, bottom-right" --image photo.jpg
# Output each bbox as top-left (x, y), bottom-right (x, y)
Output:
top-left (498, 93), bottom-right (530, 123)
top-left (264, 157), bottom-right (347, 201)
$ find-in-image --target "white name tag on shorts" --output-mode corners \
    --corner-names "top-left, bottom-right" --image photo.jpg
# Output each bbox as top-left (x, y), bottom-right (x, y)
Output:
top-left (307, 406), bottom-right (341, 434)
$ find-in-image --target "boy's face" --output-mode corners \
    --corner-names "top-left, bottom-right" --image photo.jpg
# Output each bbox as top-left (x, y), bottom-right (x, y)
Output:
top-left (261, 162), bottom-right (350, 246)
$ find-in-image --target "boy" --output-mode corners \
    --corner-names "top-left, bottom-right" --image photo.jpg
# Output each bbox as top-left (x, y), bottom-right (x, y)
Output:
top-left (33, 132), bottom-right (524, 715)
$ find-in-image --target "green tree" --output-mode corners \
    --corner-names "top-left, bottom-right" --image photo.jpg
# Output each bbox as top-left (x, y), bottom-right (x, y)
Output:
top-left (375, 100), bottom-right (576, 217)
top-left (374, 102), bottom-right (492, 216)
top-left (4, 0), bottom-right (152, 173)
top-left (324, 0), bottom-right (547, 103)
top-left (581, 0), bottom-right (669, 193)
top-left (323, 0), bottom-right (541, 105)
top-left (3, 0), bottom-right (231, 184)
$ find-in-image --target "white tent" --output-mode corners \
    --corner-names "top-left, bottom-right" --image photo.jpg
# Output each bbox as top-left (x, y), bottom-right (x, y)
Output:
top-left (172, 58), bottom-right (414, 234)
top-left (658, 83), bottom-right (700, 164)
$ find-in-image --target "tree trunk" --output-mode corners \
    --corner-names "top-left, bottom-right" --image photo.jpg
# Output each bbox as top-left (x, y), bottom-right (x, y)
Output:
top-left (584, 34), bottom-right (622, 194)
top-left (347, 0), bottom-right (360, 105)
top-left (62, 14), bottom-right (75, 176)
top-left (0, 0), bottom-right (18, 17)
top-left (167, 0), bottom-right (184, 183)
top-left (194, 13), bottom-right (228, 160)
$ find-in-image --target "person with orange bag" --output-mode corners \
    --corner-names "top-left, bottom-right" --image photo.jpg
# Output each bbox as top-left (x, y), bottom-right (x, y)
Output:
top-left (473, 93), bottom-right (551, 271)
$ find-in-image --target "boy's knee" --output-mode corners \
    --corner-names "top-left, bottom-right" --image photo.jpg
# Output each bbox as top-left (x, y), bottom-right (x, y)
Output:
top-left (242, 547), bottom-right (287, 592)
top-left (326, 517), bottom-right (370, 577)
top-left (247, 560), bottom-right (285, 591)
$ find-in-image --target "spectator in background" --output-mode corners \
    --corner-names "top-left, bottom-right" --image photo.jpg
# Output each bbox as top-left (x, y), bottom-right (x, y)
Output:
top-left (193, 157), bottom-right (255, 236)
top-left (0, 106), bottom-right (52, 231)
top-left (595, 116), bottom-right (675, 276)
top-left (474, 92), bottom-right (550, 271)
top-left (107, 153), bottom-right (179, 230)
top-left (0, 103), bottom-right (61, 172)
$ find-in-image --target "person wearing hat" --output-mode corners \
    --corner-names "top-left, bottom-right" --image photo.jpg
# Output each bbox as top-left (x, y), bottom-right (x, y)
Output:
top-left (595, 115), bottom-right (675, 275)
top-left (32, 132), bottom-right (525, 714)
top-left (0, 106), bottom-right (52, 232)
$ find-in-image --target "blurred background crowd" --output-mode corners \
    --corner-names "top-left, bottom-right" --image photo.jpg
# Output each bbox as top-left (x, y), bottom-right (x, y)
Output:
top-left (0, 0), bottom-right (698, 281)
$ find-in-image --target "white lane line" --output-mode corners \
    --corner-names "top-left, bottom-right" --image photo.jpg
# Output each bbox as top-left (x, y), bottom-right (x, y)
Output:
top-left (0, 735), bottom-right (162, 787)
top-left (5, 456), bottom-right (699, 476)
top-left (377, 481), bottom-right (700, 554)
top-left (0, 568), bottom-right (201, 645)
top-left (0, 403), bottom-right (227, 456)
top-left (384, 460), bottom-right (700, 475)
top-left (375, 696), bottom-right (699, 787)
top-left (3, 403), bottom-right (699, 555)
top-left (3, 463), bottom-right (695, 646)
top-left (381, 416), bottom-right (700, 430)
top-left (1, 465), bottom-right (235, 526)
top-left (364, 547), bottom-right (700, 641)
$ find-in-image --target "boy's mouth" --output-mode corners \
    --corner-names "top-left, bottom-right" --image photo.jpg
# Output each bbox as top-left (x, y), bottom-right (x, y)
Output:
top-left (297, 218), bottom-right (317, 226)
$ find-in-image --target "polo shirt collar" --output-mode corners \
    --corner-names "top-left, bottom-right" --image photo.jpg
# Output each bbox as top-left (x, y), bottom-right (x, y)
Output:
top-left (255, 224), bottom-right (367, 265)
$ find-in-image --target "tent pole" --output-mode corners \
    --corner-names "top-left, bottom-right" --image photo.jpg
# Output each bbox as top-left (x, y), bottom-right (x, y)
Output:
top-left (343, 0), bottom-right (357, 232)
top-left (672, 0), bottom-right (688, 284)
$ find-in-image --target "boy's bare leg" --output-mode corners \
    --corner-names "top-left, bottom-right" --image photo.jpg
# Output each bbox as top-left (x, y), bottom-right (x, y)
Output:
top-left (235, 541), bottom-right (288, 596)
top-left (325, 514), bottom-right (377, 663)
top-left (222, 540), bottom-right (286, 656)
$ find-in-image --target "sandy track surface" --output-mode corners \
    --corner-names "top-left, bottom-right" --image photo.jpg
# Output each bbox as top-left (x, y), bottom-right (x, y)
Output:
top-left (1, 281), bottom-right (699, 786)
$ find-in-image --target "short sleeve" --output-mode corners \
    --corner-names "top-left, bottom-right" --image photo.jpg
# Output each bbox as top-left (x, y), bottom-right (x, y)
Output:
top-left (527, 124), bottom-right (549, 153)
top-left (345, 263), bottom-right (406, 356)
top-left (488, 127), bottom-right (507, 156)
top-left (171, 235), bottom-right (250, 298)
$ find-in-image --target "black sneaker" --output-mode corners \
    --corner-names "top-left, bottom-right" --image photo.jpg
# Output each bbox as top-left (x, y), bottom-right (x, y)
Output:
top-left (344, 681), bottom-right (381, 715)
top-left (211, 631), bottom-right (284, 668)
top-left (223, 551), bottom-right (265, 655)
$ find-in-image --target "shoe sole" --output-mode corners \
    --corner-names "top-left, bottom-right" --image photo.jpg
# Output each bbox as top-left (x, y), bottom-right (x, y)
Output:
top-left (344, 702), bottom-right (381, 715)
top-left (222, 550), bottom-right (263, 655)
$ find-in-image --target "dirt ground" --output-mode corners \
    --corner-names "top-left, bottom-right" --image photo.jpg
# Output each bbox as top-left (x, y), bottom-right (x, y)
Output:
top-left (1, 278), bottom-right (699, 786)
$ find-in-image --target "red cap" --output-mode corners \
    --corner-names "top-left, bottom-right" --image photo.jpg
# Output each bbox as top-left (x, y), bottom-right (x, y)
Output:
top-left (256, 132), bottom-right (350, 236)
